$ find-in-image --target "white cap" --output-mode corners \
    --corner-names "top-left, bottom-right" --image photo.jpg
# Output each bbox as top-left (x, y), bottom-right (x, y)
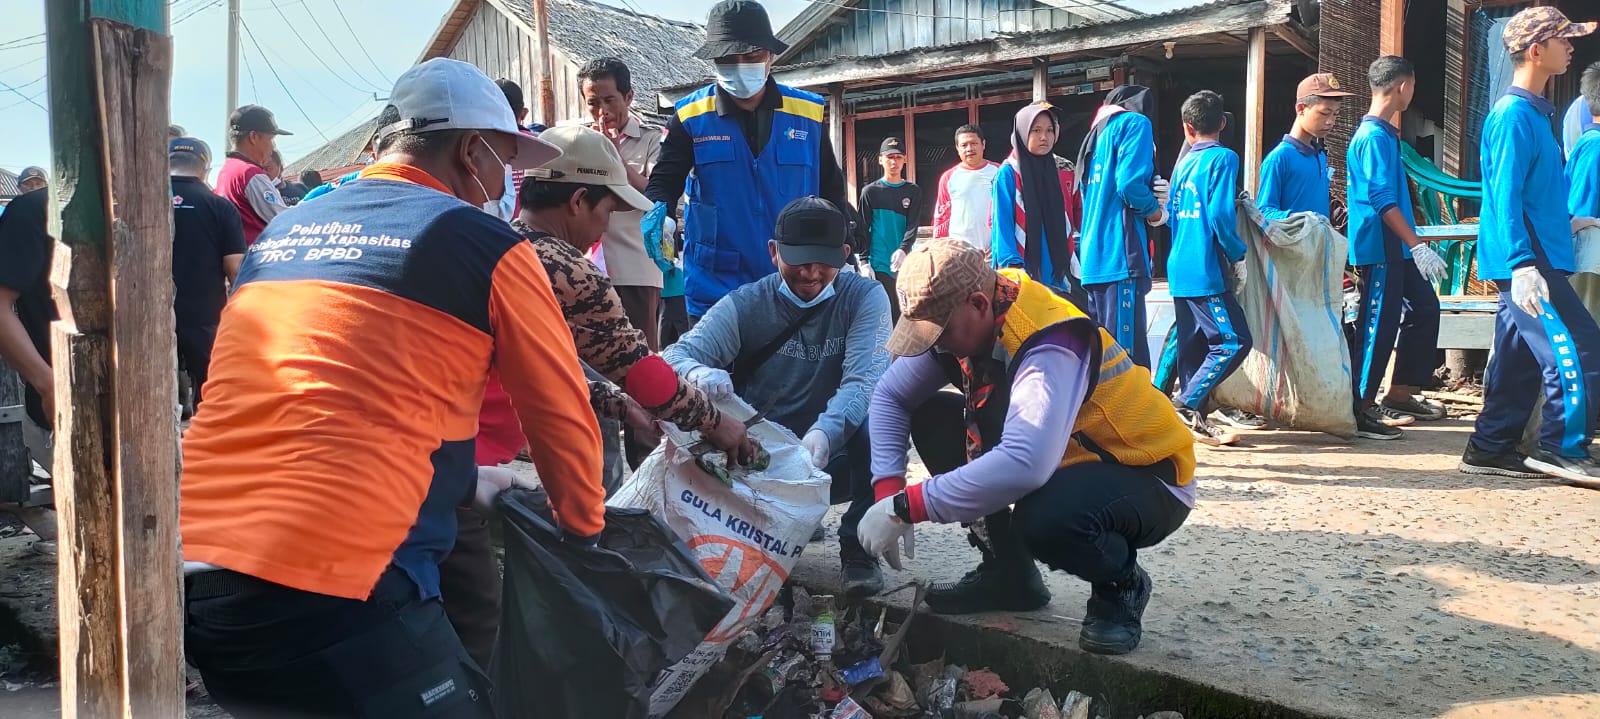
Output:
top-left (378, 58), bottom-right (560, 170)
top-left (523, 125), bottom-right (653, 211)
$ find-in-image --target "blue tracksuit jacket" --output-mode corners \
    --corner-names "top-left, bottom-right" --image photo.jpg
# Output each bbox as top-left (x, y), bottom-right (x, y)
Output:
top-left (1077, 111), bottom-right (1160, 285)
top-left (1478, 88), bottom-right (1576, 281)
top-left (1166, 142), bottom-right (1246, 298)
top-left (1346, 115), bottom-right (1415, 267)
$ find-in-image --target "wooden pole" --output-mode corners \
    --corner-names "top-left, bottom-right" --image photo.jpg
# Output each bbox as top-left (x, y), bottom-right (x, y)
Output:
top-left (902, 110), bottom-right (916, 184)
top-left (44, 1), bottom-right (182, 716)
top-left (1380, 0), bottom-right (1404, 57)
top-left (845, 116), bottom-right (857, 200)
top-left (0, 361), bottom-right (26, 503)
top-left (828, 82), bottom-right (844, 169)
top-left (1032, 57), bottom-right (1049, 103)
top-left (1244, 26), bottom-right (1267, 197)
top-left (533, 0), bottom-right (556, 126)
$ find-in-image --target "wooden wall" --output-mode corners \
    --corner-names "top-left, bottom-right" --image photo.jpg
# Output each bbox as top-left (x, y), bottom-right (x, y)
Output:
top-left (445, 3), bottom-right (588, 124)
top-left (788, 0), bottom-right (1091, 66)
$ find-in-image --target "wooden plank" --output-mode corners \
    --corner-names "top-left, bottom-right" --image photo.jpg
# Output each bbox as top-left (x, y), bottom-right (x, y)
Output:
top-left (849, 91), bottom-right (1034, 120)
top-left (967, 99), bottom-right (979, 127)
top-left (1441, 0), bottom-right (1468, 177)
top-left (903, 110), bottom-right (916, 184)
top-left (845, 116), bottom-right (857, 202)
top-left (1379, 0), bottom-right (1404, 56)
top-left (1032, 56), bottom-right (1049, 102)
top-left (1244, 26), bottom-right (1267, 197)
top-left (1270, 23), bottom-right (1316, 59)
top-left (0, 360), bottom-right (28, 503)
top-left (829, 83), bottom-right (845, 169)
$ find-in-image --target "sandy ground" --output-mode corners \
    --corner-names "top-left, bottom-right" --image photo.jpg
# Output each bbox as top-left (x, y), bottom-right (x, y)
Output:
top-left (796, 418), bottom-right (1600, 719)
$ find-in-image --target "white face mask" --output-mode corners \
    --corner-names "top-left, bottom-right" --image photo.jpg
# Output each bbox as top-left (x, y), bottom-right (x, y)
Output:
top-left (471, 136), bottom-right (512, 216)
top-left (716, 62), bottom-right (769, 100)
top-left (777, 277), bottom-right (836, 308)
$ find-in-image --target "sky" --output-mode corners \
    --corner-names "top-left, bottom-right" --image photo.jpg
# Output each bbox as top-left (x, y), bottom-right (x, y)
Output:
top-left (0, 0), bottom-right (1183, 178)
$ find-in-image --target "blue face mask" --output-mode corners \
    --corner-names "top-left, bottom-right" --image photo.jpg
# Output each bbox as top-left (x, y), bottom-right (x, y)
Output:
top-left (778, 277), bottom-right (836, 308)
top-left (716, 62), bottom-right (769, 100)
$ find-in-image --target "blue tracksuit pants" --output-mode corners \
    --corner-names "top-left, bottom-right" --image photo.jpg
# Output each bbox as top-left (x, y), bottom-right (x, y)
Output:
top-left (1469, 271), bottom-right (1600, 459)
top-left (1085, 277), bottom-right (1152, 369)
top-left (1348, 260), bottom-right (1440, 409)
top-left (1172, 292), bottom-right (1253, 411)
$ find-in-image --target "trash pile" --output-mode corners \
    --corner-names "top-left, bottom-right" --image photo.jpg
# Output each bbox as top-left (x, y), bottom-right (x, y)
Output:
top-left (667, 583), bottom-right (1188, 719)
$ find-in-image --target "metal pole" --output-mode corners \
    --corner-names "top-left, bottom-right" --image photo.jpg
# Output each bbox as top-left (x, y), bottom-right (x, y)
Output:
top-left (226, 0), bottom-right (240, 131)
top-left (534, 0), bottom-right (555, 126)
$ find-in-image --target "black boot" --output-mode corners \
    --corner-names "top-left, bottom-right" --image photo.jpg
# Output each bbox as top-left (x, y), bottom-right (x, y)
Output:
top-left (839, 536), bottom-right (885, 598)
top-left (1079, 563), bottom-right (1151, 655)
top-left (925, 511), bottom-right (1050, 614)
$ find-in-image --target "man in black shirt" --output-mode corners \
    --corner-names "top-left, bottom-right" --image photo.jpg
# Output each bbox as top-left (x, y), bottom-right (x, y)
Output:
top-left (0, 186), bottom-right (56, 429)
top-left (170, 137), bottom-right (246, 405)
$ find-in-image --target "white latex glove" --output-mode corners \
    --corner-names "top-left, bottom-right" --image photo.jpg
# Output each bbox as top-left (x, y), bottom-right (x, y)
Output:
top-left (685, 366), bottom-right (734, 400)
top-left (801, 429), bottom-right (830, 469)
top-left (1146, 207), bottom-right (1169, 227)
top-left (890, 248), bottom-right (908, 272)
top-left (1511, 265), bottom-right (1550, 317)
top-left (1410, 243), bottom-right (1449, 285)
top-left (471, 465), bottom-right (527, 516)
top-left (1232, 260), bottom-right (1248, 289)
top-left (856, 496), bottom-right (915, 571)
top-left (1152, 176), bottom-right (1171, 207)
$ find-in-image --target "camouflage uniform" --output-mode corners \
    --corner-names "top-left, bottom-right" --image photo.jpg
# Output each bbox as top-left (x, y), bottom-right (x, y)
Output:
top-left (511, 219), bottom-right (721, 432)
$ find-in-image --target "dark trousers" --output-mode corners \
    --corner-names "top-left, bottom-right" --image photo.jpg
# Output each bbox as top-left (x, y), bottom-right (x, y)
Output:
top-left (1349, 260), bottom-right (1440, 409)
top-left (1085, 277), bottom-right (1153, 369)
top-left (826, 422), bottom-right (875, 561)
top-left (176, 322), bottom-right (217, 406)
top-left (877, 273), bottom-right (901, 323)
top-left (1470, 273), bottom-right (1600, 459)
top-left (910, 392), bottom-right (1189, 583)
top-left (438, 510), bottom-right (500, 670)
top-left (1172, 293), bottom-right (1253, 411)
top-left (659, 294), bottom-right (690, 347)
top-left (185, 567), bottom-right (493, 719)
top-left (614, 284), bottom-right (661, 352)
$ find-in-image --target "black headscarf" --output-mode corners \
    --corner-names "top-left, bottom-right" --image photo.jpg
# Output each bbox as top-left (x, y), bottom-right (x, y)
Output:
top-left (1011, 103), bottom-right (1072, 288)
top-left (1073, 85), bottom-right (1154, 196)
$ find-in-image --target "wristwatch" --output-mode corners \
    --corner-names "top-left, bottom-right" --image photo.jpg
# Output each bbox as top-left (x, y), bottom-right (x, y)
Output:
top-left (892, 491), bottom-right (912, 523)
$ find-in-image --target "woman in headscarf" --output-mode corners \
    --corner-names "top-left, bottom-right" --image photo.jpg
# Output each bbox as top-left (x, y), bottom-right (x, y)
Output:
top-left (991, 102), bottom-right (1079, 299)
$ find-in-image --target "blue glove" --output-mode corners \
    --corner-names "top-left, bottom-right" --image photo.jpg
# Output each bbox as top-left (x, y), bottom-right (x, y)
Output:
top-left (641, 202), bottom-right (671, 272)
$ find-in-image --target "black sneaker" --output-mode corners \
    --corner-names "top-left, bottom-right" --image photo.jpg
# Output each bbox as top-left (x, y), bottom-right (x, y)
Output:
top-left (1355, 407), bottom-right (1403, 440)
top-left (1079, 564), bottom-right (1152, 655)
top-left (1178, 408), bottom-right (1238, 446)
top-left (1371, 404), bottom-right (1417, 427)
top-left (841, 558), bottom-right (884, 598)
top-left (1458, 445), bottom-right (1543, 478)
top-left (1524, 448), bottom-right (1600, 488)
top-left (1211, 406), bottom-right (1267, 430)
top-left (924, 559), bottom-right (1051, 614)
top-left (1382, 395), bottom-right (1446, 421)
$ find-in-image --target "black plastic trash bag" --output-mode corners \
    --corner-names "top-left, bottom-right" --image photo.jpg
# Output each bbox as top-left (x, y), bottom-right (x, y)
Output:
top-left (493, 487), bottom-right (734, 719)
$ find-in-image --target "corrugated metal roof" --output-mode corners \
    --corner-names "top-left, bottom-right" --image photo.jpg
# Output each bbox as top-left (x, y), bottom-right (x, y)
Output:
top-left (0, 167), bottom-right (18, 198)
top-left (498, 0), bottom-right (714, 99)
top-left (286, 116), bottom-right (380, 177)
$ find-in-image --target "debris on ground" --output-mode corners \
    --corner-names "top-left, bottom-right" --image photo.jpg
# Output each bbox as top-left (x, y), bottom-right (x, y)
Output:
top-left (669, 582), bottom-right (1189, 719)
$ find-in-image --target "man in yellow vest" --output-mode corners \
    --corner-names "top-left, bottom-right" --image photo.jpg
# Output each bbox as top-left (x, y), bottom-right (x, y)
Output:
top-left (859, 240), bottom-right (1196, 655)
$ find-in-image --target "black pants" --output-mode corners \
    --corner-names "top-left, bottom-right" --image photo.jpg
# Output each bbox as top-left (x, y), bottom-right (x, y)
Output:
top-left (438, 510), bottom-right (500, 670)
top-left (1349, 260), bottom-right (1440, 409)
top-left (659, 294), bottom-right (690, 347)
top-left (911, 392), bottom-right (1189, 583)
top-left (826, 422), bottom-right (875, 561)
top-left (176, 322), bottom-right (218, 406)
top-left (185, 567), bottom-right (494, 719)
top-left (877, 273), bottom-right (901, 323)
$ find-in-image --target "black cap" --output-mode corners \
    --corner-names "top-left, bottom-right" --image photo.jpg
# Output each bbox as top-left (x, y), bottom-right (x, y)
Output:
top-left (774, 196), bottom-right (847, 268)
top-left (694, 1), bottom-right (788, 60)
top-left (229, 104), bottom-right (292, 136)
top-left (16, 166), bottom-right (46, 185)
top-left (879, 137), bottom-right (906, 156)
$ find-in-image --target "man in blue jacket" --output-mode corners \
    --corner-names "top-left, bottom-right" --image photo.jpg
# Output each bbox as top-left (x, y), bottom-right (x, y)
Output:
top-left (1074, 85), bottom-right (1169, 368)
top-left (1462, 7), bottom-right (1600, 486)
top-left (1166, 91), bottom-right (1251, 448)
top-left (1345, 56), bottom-right (1451, 440)
top-left (642, 0), bottom-right (852, 320)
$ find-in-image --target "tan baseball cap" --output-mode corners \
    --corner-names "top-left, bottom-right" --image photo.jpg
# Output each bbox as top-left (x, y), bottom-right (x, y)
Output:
top-left (519, 124), bottom-right (652, 211)
top-left (887, 239), bottom-right (997, 357)
top-left (1295, 73), bottom-right (1355, 99)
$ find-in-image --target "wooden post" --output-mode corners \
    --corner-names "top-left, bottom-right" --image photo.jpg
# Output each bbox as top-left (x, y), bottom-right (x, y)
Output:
top-left (533, 0), bottom-right (556, 126)
top-left (44, 1), bottom-right (182, 716)
top-left (1032, 57), bottom-right (1049, 102)
top-left (1244, 26), bottom-right (1268, 197)
top-left (828, 82), bottom-right (845, 169)
top-left (1380, 0), bottom-right (1404, 57)
top-left (0, 361), bottom-right (26, 502)
top-left (902, 110), bottom-right (916, 184)
top-left (845, 117), bottom-right (857, 201)
top-left (967, 99), bottom-right (979, 128)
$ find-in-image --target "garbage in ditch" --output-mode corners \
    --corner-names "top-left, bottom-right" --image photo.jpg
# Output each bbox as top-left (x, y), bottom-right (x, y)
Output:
top-left (666, 582), bottom-right (1188, 719)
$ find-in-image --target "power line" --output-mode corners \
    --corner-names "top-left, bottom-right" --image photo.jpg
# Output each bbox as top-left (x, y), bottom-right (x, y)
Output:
top-left (242, 40), bottom-right (261, 103)
top-left (173, 0), bottom-right (224, 26)
top-left (0, 34), bottom-right (45, 51)
top-left (265, 0), bottom-right (386, 94)
top-left (332, 0), bottom-right (391, 86)
top-left (240, 17), bottom-right (329, 141)
top-left (296, 1), bottom-right (386, 91)
top-left (0, 87), bottom-right (45, 112)
top-left (0, 75), bottom-right (45, 112)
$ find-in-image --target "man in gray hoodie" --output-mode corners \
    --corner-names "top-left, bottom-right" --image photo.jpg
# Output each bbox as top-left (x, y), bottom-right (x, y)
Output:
top-left (664, 196), bottom-right (892, 596)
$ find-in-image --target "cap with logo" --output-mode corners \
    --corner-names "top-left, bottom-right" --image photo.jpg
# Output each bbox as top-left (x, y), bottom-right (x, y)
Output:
top-left (169, 137), bottom-right (212, 164)
top-left (887, 239), bottom-right (996, 357)
top-left (1502, 6), bottom-right (1595, 54)
top-left (695, 0), bottom-right (788, 60)
top-left (772, 196), bottom-right (847, 268)
top-left (880, 137), bottom-right (906, 156)
top-left (377, 58), bottom-right (561, 171)
top-left (229, 105), bottom-right (293, 136)
top-left (16, 166), bottom-right (47, 186)
top-left (1295, 73), bottom-right (1355, 99)
top-left (523, 124), bottom-right (652, 211)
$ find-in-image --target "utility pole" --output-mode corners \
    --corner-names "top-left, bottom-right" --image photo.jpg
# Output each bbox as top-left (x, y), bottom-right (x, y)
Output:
top-left (44, 0), bottom-right (182, 716)
top-left (533, 0), bottom-right (555, 126)
top-left (226, 0), bottom-right (240, 131)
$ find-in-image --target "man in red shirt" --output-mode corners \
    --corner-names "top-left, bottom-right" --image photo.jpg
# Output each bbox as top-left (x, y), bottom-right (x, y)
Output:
top-left (216, 104), bottom-right (292, 245)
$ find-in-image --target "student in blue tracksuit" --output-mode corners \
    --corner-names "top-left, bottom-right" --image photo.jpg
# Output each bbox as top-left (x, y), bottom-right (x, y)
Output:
top-left (1165, 91), bottom-right (1251, 448)
top-left (1257, 73), bottom-right (1354, 223)
top-left (1462, 7), bottom-right (1600, 486)
top-left (1345, 56), bottom-right (1452, 439)
top-left (1074, 85), bottom-right (1169, 367)
top-left (1568, 62), bottom-right (1600, 222)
